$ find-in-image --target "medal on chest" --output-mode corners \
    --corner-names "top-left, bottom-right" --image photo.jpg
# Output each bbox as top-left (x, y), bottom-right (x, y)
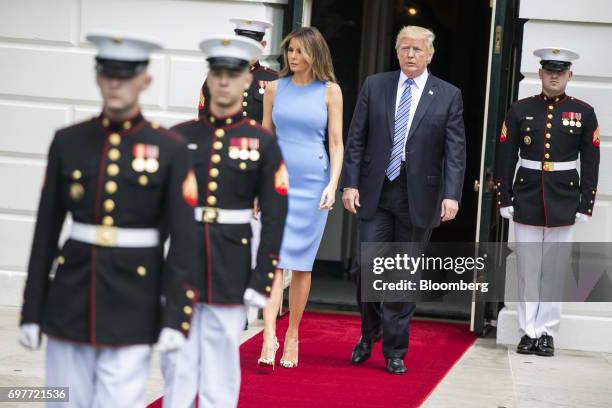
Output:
top-left (132, 144), bottom-right (160, 173)
top-left (562, 112), bottom-right (582, 128)
top-left (258, 80), bottom-right (269, 95)
top-left (229, 137), bottom-right (260, 162)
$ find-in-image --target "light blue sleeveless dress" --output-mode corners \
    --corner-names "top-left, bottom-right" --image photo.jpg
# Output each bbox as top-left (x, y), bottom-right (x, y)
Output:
top-left (272, 76), bottom-right (330, 271)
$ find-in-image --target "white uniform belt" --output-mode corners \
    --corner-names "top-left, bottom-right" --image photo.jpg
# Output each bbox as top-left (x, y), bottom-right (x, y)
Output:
top-left (195, 207), bottom-right (252, 224)
top-left (70, 222), bottom-right (160, 248)
top-left (520, 159), bottom-right (577, 172)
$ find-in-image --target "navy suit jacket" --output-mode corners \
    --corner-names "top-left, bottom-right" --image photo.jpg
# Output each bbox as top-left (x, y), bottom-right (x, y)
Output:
top-left (341, 71), bottom-right (466, 229)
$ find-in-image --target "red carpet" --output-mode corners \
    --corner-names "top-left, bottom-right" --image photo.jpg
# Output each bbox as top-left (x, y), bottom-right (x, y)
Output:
top-left (149, 311), bottom-right (476, 408)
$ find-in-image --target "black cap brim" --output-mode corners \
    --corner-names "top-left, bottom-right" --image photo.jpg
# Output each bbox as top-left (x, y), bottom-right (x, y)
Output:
top-left (95, 58), bottom-right (149, 78)
top-left (207, 57), bottom-right (250, 72)
top-left (234, 29), bottom-right (264, 42)
top-left (540, 60), bottom-right (571, 72)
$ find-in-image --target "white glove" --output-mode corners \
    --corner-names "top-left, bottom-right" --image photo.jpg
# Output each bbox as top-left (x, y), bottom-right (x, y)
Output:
top-left (243, 288), bottom-right (268, 309)
top-left (575, 212), bottom-right (590, 224)
top-left (18, 323), bottom-right (41, 350)
top-left (500, 206), bottom-right (514, 220)
top-left (156, 328), bottom-right (186, 353)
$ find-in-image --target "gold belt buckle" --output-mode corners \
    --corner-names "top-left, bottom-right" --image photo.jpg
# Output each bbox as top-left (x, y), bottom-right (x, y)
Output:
top-left (542, 161), bottom-right (554, 172)
top-left (202, 207), bottom-right (219, 223)
top-left (95, 225), bottom-right (118, 247)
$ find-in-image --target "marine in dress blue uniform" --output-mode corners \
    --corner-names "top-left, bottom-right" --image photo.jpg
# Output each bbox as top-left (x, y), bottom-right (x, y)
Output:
top-left (495, 47), bottom-right (600, 357)
top-left (18, 31), bottom-right (199, 407)
top-left (161, 35), bottom-right (288, 408)
top-left (199, 19), bottom-right (279, 333)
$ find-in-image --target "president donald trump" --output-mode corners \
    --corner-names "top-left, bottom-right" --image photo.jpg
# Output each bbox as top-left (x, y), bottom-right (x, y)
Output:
top-left (341, 26), bottom-right (466, 374)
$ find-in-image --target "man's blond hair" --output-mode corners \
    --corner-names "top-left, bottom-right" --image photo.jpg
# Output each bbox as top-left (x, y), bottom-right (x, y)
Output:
top-left (395, 26), bottom-right (435, 61)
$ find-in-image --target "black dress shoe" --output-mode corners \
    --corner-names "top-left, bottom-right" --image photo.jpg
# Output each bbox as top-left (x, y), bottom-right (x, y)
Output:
top-left (535, 334), bottom-right (554, 357)
top-left (386, 358), bottom-right (406, 374)
top-left (516, 335), bottom-right (537, 354)
top-left (351, 337), bottom-right (374, 364)
top-left (351, 331), bottom-right (382, 364)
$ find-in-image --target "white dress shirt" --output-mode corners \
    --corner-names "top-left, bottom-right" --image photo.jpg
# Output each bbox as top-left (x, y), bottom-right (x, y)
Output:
top-left (394, 69), bottom-right (429, 161)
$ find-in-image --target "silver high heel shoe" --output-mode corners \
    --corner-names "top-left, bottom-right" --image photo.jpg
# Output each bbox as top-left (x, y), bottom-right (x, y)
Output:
top-left (258, 336), bottom-right (279, 370)
top-left (280, 338), bottom-right (299, 368)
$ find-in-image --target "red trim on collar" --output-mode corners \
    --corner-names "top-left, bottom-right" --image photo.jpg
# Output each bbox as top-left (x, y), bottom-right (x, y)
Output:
top-left (204, 109), bottom-right (247, 128)
top-left (539, 92), bottom-right (567, 104)
top-left (97, 111), bottom-right (146, 136)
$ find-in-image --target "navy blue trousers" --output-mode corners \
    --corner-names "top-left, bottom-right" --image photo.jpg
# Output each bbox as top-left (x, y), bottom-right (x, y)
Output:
top-left (357, 166), bottom-right (432, 359)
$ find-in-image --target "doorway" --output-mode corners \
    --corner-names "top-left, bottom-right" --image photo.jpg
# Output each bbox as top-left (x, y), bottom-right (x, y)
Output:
top-left (308, 0), bottom-right (494, 319)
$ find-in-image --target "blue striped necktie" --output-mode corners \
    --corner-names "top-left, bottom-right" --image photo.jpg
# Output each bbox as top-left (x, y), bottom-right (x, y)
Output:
top-left (386, 77), bottom-right (414, 181)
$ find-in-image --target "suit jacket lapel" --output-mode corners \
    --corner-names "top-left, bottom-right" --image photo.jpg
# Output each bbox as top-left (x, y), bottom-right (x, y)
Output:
top-left (386, 71), bottom-right (401, 143)
top-left (406, 74), bottom-right (437, 143)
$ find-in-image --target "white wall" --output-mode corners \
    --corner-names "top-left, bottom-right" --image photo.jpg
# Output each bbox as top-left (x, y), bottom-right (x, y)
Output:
top-left (0, 0), bottom-right (288, 307)
top-left (497, 0), bottom-right (612, 352)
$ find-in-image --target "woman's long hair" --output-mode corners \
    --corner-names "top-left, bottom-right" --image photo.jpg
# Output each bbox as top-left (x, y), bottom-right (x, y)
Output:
top-left (279, 26), bottom-right (337, 84)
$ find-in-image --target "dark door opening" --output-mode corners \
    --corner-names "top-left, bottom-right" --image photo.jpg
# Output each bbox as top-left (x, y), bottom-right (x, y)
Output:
top-left (309, 0), bottom-right (365, 310)
top-left (308, 0), bottom-right (493, 319)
